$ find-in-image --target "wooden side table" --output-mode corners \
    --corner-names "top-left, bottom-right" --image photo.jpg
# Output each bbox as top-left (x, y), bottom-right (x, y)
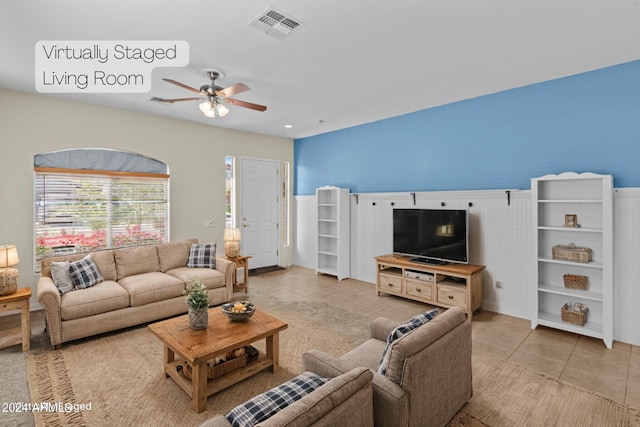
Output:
top-left (225, 255), bottom-right (251, 294)
top-left (0, 287), bottom-right (31, 351)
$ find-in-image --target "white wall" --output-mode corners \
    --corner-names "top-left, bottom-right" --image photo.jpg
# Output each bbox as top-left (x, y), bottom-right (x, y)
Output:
top-left (0, 89), bottom-right (294, 307)
top-left (295, 188), bottom-right (640, 346)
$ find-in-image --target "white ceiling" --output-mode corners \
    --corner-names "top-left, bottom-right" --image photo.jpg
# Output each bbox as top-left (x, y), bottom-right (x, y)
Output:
top-left (2, 1), bottom-right (640, 139)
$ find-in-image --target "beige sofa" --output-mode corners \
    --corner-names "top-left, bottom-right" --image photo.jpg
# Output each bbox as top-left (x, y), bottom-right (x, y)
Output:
top-left (37, 239), bottom-right (235, 348)
top-left (302, 307), bottom-right (471, 427)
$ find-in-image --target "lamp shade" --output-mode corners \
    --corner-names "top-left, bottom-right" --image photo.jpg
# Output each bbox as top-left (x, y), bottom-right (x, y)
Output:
top-left (223, 228), bottom-right (242, 242)
top-left (0, 245), bottom-right (19, 268)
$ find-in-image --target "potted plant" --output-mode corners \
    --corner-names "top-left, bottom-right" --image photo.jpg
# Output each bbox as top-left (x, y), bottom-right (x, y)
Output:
top-left (184, 278), bottom-right (209, 329)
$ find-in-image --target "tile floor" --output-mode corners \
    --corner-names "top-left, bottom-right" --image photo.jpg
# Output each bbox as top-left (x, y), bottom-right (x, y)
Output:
top-left (2, 265), bottom-right (639, 410)
top-left (248, 266), bottom-right (640, 409)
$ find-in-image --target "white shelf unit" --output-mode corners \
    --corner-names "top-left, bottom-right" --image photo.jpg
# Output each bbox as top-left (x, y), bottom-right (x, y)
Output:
top-left (316, 186), bottom-right (350, 280)
top-left (531, 172), bottom-right (613, 348)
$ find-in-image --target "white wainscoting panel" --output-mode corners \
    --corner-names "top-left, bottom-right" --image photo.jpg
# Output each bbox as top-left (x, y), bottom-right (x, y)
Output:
top-left (295, 188), bottom-right (640, 346)
top-left (293, 195), bottom-right (317, 269)
top-left (612, 188), bottom-right (640, 346)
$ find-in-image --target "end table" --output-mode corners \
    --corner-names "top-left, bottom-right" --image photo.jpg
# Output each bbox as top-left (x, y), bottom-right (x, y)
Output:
top-left (225, 255), bottom-right (251, 295)
top-left (0, 287), bottom-right (31, 351)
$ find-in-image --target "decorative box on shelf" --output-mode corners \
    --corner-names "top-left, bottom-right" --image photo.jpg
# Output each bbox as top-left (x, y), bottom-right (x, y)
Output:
top-left (561, 302), bottom-right (588, 326)
top-left (563, 274), bottom-right (588, 290)
top-left (552, 244), bottom-right (592, 263)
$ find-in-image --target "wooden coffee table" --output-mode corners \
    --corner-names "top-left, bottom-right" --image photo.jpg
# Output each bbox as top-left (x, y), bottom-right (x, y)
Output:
top-left (148, 308), bottom-right (288, 413)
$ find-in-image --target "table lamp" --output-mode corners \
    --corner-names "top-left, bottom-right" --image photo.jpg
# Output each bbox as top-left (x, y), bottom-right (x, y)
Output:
top-left (223, 228), bottom-right (242, 258)
top-left (0, 245), bottom-right (19, 296)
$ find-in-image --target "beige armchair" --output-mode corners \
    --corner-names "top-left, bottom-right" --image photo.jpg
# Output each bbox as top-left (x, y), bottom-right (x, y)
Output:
top-left (200, 367), bottom-right (374, 427)
top-left (302, 306), bottom-right (472, 427)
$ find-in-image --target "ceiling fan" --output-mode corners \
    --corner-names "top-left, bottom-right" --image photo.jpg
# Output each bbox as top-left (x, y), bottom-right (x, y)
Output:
top-left (151, 69), bottom-right (267, 118)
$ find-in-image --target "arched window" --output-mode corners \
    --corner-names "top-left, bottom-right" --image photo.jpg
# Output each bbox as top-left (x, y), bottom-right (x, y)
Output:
top-left (33, 149), bottom-right (169, 270)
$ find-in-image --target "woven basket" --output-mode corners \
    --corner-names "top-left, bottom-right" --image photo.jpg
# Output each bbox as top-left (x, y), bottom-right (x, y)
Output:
top-left (209, 354), bottom-right (248, 378)
top-left (561, 303), bottom-right (588, 326)
top-left (563, 274), bottom-right (588, 290)
top-left (552, 244), bottom-right (592, 263)
top-left (179, 353), bottom-right (248, 380)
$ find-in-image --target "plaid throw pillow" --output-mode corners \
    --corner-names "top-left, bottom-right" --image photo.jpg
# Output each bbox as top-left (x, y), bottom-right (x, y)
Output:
top-left (69, 254), bottom-right (104, 290)
top-left (377, 308), bottom-right (438, 376)
top-left (225, 372), bottom-right (329, 427)
top-left (187, 243), bottom-right (216, 269)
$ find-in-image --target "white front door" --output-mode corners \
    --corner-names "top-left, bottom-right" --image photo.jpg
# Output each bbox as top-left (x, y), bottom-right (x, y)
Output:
top-left (240, 157), bottom-right (279, 269)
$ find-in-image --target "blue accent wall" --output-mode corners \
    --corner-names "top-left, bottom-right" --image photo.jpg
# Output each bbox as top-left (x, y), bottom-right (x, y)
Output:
top-left (294, 60), bottom-right (640, 195)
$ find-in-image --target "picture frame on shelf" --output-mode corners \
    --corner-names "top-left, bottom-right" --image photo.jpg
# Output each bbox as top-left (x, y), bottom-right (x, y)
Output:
top-left (564, 214), bottom-right (578, 228)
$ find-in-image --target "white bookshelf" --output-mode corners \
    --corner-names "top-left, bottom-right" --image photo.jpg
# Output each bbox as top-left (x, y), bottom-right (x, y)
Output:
top-left (531, 172), bottom-right (613, 348)
top-left (316, 186), bottom-right (350, 280)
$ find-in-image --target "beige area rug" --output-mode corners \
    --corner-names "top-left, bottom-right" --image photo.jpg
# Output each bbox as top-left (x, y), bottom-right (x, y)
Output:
top-left (27, 301), bottom-right (640, 427)
top-left (26, 300), bottom-right (370, 427)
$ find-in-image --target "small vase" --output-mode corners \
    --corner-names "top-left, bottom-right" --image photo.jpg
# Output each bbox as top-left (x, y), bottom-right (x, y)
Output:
top-left (188, 307), bottom-right (208, 329)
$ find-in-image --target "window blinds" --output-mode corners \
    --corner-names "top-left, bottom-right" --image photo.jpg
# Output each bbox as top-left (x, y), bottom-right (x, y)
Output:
top-left (34, 168), bottom-right (169, 266)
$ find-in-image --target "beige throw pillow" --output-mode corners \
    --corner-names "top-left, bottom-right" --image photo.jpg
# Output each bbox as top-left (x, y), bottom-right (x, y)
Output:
top-left (50, 260), bottom-right (74, 294)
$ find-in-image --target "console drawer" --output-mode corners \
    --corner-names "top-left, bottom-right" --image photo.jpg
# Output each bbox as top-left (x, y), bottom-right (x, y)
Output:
top-left (378, 273), bottom-right (403, 294)
top-left (405, 279), bottom-right (434, 301)
top-left (437, 285), bottom-right (467, 309)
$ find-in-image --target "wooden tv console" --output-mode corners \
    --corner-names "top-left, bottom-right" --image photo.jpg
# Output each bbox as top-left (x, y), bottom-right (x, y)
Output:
top-left (375, 255), bottom-right (485, 319)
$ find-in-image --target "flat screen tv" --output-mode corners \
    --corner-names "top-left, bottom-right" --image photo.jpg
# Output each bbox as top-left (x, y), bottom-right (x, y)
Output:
top-left (393, 208), bottom-right (468, 265)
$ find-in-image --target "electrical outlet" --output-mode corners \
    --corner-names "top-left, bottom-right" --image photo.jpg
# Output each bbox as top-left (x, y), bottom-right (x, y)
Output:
top-left (203, 219), bottom-right (215, 227)
top-left (495, 281), bottom-right (503, 289)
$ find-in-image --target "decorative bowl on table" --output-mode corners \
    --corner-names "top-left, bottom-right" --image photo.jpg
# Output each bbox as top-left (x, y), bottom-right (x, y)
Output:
top-left (221, 301), bottom-right (256, 321)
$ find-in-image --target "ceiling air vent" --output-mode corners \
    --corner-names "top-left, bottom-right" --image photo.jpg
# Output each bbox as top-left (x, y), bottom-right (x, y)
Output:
top-left (250, 7), bottom-right (304, 39)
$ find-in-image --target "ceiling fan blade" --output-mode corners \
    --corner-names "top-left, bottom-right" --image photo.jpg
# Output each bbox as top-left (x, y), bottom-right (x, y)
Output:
top-left (225, 98), bottom-right (267, 112)
top-left (151, 96), bottom-right (203, 103)
top-left (162, 78), bottom-right (202, 94)
top-left (216, 83), bottom-right (250, 98)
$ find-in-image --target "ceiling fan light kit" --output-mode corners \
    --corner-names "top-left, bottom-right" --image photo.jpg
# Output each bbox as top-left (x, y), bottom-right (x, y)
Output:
top-left (151, 68), bottom-right (266, 118)
top-left (199, 98), bottom-right (229, 118)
